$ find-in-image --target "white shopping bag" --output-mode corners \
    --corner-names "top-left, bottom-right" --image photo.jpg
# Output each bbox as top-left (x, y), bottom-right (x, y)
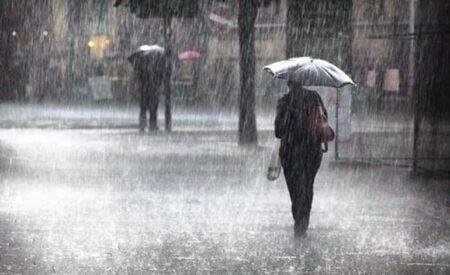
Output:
top-left (267, 138), bottom-right (282, 181)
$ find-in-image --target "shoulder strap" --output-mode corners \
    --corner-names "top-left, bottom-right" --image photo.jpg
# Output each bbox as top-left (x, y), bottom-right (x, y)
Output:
top-left (315, 93), bottom-right (328, 120)
top-left (314, 93), bottom-right (332, 153)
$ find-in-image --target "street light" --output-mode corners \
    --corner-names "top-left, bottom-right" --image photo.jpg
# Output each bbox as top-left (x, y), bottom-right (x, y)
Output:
top-left (11, 30), bottom-right (17, 37)
top-left (43, 30), bottom-right (49, 37)
top-left (88, 40), bottom-right (95, 48)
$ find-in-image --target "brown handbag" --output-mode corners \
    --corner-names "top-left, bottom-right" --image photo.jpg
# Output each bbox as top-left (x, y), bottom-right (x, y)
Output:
top-left (307, 97), bottom-right (335, 151)
top-left (318, 113), bottom-right (335, 142)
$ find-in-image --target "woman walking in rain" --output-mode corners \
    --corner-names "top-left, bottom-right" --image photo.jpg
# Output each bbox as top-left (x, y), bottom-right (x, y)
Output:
top-left (265, 57), bottom-right (354, 238)
top-left (275, 81), bottom-right (330, 238)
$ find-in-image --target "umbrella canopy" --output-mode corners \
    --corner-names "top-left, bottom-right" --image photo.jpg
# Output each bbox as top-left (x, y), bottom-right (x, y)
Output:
top-left (178, 50), bottom-right (201, 60)
top-left (264, 57), bottom-right (356, 88)
top-left (128, 44), bottom-right (166, 72)
top-left (129, 45), bottom-right (165, 59)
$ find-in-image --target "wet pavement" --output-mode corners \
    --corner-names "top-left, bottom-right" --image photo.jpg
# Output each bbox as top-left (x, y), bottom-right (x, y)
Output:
top-left (0, 104), bottom-right (450, 274)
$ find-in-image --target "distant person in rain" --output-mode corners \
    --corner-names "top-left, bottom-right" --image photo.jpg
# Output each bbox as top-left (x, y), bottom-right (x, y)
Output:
top-left (129, 45), bottom-right (171, 132)
top-left (275, 81), bottom-right (330, 238)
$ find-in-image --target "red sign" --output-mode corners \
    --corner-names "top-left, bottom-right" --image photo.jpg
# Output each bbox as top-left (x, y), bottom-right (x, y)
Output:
top-left (207, 5), bottom-right (235, 33)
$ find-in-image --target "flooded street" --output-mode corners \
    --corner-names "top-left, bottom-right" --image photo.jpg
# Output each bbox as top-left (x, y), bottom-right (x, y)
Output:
top-left (2, 0), bottom-right (450, 273)
top-left (1, 106), bottom-right (449, 274)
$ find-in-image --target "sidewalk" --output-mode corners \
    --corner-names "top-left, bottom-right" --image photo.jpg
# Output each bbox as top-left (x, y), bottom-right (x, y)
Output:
top-left (0, 102), bottom-right (274, 131)
top-left (0, 129), bottom-right (449, 274)
top-left (0, 103), bottom-right (449, 273)
top-left (343, 113), bottom-right (450, 173)
top-left (1, 102), bottom-right (449, 174)
top-left (351, 112), bottom-right (450, 134)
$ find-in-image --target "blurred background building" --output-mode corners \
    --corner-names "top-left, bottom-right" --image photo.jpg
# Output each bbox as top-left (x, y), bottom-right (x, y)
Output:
top-left (352, 0), bottom-right (450, 117)
top-left (0, 0), bottom-right (449, 116)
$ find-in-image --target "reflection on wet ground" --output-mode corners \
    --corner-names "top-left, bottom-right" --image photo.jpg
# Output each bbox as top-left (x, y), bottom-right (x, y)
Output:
top-left (0, 128), bottom-right (449, 274)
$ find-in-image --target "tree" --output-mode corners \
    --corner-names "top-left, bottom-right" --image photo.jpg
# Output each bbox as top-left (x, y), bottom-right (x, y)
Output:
top-left (114, 0), bottom-right (198, 18)
top-left (237, 0), bottom-right (278, 145)
top-left (238, 0), bottom-right (259, 145)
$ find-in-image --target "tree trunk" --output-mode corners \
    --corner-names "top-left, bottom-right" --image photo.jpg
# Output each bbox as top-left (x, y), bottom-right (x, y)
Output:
top-left (238, 0), bottom-right (258, 145)
top-left (286, 0), bottom-right (352, 73)
top-left (286, 0), bottom-right (302, 58)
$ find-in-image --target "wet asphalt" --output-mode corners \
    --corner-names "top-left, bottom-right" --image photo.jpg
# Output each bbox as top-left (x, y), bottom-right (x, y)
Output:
top-left (0, 104), bottom-right (449, 274)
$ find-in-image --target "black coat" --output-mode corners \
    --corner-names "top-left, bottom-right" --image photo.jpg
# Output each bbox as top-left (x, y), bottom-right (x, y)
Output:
top-left (131, 52), bottom-right (172, 91)
top-left (275, 88), bottom-right (326, 164)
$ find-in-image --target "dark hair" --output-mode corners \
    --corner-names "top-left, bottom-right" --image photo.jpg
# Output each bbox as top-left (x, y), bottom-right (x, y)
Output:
top-left (287, 81), bottom-right (303, 91)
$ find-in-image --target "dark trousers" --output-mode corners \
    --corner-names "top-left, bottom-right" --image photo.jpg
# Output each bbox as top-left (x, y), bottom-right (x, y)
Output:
top-left (139, 86), bottom-right (159, 130)
top-left (281, 149), bottom-right (322, 235)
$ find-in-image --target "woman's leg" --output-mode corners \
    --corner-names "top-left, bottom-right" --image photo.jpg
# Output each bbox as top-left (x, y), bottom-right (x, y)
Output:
top-left (139, 89), bottom-right (149, 131)
top-left (283, 161), bottom-right (309, 236)
top-left (282, 152), bottom-right (322, 237)
top-left (148, 91), bottom-right (159, 131)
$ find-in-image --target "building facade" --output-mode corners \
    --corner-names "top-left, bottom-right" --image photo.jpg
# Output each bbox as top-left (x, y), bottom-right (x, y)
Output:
top-left (1, 0), bottom-right (448, 113)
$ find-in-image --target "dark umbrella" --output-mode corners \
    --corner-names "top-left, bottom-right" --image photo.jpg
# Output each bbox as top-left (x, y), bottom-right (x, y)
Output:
top-left (128, 44), bottom-right (166, 72)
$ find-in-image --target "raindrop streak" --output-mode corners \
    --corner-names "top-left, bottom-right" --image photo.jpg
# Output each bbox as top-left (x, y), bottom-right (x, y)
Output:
top-left (0, 0), bottom-right (449, 274)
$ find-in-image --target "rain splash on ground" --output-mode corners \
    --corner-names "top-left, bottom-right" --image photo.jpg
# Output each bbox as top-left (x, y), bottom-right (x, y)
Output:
top-left (0, 105), bottom-right (449, 274)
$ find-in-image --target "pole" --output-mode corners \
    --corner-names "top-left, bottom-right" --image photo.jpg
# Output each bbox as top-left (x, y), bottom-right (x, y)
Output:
top-left (335, 88), bottom-right (339, 161)
top-left (163, 15), bottom-right (172, 132)
top-left (410, 0), bottom-right (419, 173)
top-left (2, 2), bottom-right (13, 100)
top-left (408, 0), bottom-right (416, 99)
top-left (412, 85), bottom-right (420, 174)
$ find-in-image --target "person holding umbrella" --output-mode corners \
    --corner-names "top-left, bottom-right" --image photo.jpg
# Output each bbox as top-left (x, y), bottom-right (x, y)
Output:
top-left (129, 44), bottom-right (171, 132)
top-left (264, 57), bottom-right (355, 238)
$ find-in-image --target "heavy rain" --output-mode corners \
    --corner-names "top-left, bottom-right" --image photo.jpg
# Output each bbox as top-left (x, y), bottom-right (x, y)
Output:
top-left (1, 0), bottom-right (449, 274)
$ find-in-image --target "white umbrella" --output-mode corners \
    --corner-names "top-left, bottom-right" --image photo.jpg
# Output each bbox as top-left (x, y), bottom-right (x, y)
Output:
top-left (136, 44), bottom-right (165, 54)
top-left (263, 57), bottom-right (356, 88)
